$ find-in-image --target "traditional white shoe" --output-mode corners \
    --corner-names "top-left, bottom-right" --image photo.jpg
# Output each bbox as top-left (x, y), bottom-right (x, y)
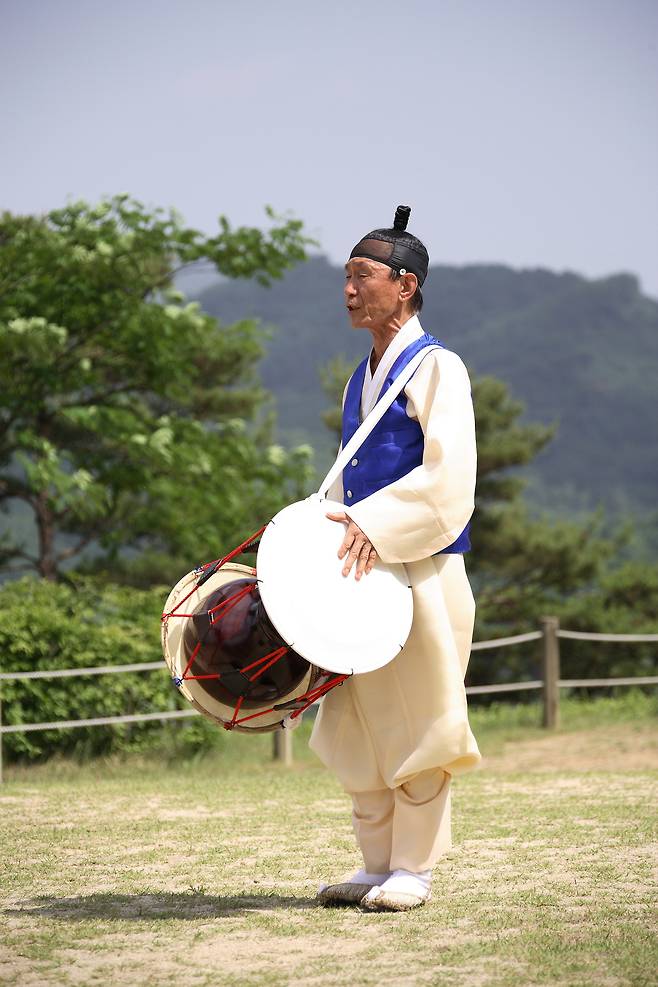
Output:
top-left (361, 886), bottom-right (431, 911)
top-left (316, 869), bottom-right (390, 907)
top-left (360, 869), bottom-right (432, 912)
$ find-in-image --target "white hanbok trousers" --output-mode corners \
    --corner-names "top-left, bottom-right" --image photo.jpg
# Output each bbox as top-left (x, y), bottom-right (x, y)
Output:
top-left (309, 552), bottom-right (479, 871)
top-left (351, 768), bottom-right (452, 874)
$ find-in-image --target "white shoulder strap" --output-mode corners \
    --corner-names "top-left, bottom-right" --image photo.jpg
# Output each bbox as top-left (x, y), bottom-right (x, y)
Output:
top-left (317, 345), bottom-right (439, 499)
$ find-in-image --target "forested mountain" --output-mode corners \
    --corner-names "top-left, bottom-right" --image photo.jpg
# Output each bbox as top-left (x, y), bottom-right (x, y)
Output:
top-left (195, 256), bottom-right (658, 525)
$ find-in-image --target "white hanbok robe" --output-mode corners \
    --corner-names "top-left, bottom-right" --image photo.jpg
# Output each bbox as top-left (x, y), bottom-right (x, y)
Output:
top-left (309, 316), bottom-right (481, 792)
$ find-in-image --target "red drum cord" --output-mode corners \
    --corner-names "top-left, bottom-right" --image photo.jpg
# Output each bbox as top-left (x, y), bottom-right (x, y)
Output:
top-left (224, 672), bottom-right (350, 730)
top-left (161, 524), bottom-right (266, 623)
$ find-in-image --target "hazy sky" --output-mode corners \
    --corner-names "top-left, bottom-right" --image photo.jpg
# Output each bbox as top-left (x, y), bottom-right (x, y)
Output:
top-left (2, 0), bottom-right (657, 296)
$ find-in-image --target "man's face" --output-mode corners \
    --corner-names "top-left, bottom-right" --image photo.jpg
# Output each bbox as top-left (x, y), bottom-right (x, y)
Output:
top-left (344, 257), bottom-right (402, 331)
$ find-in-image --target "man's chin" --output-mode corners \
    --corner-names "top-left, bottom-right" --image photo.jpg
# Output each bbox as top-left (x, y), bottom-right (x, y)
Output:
top-left (348, 311), bottom-right (369, 329)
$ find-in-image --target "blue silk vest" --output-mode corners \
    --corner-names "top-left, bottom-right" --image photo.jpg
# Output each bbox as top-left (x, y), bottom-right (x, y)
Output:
top-left (341, 333), bottom-right (472, 554)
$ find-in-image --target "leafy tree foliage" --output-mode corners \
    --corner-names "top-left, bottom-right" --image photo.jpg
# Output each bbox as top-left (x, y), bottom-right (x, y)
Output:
top-left (0, 197), bottom-right (314, 582)
top-left (557, 561), bottom-right (658, 682)
top-left (319, 354), bottom-right (354, 439)
top-left (466, 374), bottom-right (627, 636)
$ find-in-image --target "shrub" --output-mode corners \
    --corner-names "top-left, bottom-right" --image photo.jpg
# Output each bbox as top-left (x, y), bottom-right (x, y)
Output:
top-left (0, 577), bottom-right (224, 762)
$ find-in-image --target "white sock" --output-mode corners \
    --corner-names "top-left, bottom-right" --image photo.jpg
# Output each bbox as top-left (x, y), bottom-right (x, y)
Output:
top-left (349, 868), bottom-right (390, 885)
top-left (377, 868), bottom-right (431, 896)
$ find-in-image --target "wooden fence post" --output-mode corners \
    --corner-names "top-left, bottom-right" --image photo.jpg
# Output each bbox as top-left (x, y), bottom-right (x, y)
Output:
top-left (540, 615), bottom-right (560, 729)
top-left (273, 729), bottom-right (293, 766)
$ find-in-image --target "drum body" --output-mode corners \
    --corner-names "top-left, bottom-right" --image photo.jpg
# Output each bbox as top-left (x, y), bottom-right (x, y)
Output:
top-left (162, 561), bottom-right (321, 733)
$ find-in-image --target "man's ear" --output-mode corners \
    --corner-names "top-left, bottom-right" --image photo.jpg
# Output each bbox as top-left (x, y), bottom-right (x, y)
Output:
top-left (399, 271), bottom-right (418, 302)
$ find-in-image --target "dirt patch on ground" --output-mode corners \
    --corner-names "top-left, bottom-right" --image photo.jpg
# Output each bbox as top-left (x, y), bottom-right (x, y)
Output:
top-left (481, 723), bottom-right (658, 773)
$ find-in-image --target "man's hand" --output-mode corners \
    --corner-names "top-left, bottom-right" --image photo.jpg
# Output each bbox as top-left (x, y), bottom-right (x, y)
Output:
top-left (326, 512), bottom-right (379, 580)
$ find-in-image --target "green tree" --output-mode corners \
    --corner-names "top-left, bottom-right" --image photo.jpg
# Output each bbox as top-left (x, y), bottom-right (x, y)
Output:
top-left (466, 374), bottom-right (626, 637)
top-left (0, 196), bottom-right (314, 583)
top-left (319, 354), bottom-right (355, 440)
top-left (557, 560), bottom-right (658, 681)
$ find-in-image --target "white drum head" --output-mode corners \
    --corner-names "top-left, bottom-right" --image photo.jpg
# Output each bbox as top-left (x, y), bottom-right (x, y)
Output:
top-left (256, 496), bottom-right (413, 675)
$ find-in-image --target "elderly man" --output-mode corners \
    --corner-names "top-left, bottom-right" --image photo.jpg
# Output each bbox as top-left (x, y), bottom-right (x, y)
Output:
top-left (309, 206), bottom-right (481, 912)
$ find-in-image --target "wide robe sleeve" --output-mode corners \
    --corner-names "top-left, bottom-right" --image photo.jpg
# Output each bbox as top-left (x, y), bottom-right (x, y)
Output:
top-left (345, 348), bottom-right (476, 564)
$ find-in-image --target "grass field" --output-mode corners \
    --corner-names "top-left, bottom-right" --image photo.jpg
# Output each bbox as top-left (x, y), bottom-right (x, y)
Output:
top-left (1, 694), bottom-right (656, 987)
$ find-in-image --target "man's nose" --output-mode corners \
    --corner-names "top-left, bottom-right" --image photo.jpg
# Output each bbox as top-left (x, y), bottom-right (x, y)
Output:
top-left (344, 279), bottom-right (357, 297)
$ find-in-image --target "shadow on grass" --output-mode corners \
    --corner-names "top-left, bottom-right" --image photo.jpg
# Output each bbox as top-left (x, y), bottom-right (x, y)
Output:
top-left (4, 891), bottom-right (319, 920)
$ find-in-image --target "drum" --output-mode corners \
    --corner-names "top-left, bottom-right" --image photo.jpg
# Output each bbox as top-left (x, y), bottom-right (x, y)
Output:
top-left (161, 496), bottom-right (414, 732)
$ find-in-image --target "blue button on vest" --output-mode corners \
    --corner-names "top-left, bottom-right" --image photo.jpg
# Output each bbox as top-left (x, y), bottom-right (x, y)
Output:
top-left (341, 333), bottom-right (471, 554)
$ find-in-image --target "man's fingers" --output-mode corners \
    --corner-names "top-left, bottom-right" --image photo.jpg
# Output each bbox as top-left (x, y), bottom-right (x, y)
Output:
top-left (365, 548), bottom-right (379, 575)
top-left (338, 531), bottom-right (354, 560)
top-left (327, 513), bottom-right (352, 559)
top-left (326, 515), bottom-right (374, 576)
top-left (342, 535), bottom-right (366, 576)
top-left (354, 539), bottom-right (372, 581)
top-left (337, 520), bottom-right (360, 560)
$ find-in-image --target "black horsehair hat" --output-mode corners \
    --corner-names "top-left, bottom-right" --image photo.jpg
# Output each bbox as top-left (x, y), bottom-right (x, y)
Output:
top-left (350, 205), bottom-right (429, 287)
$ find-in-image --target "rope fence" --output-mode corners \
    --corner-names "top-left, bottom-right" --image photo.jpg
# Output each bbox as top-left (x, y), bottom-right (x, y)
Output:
top-left (0, 661), bottom-right (164, 681)
top-left (1, 616), bottom-right (656, 780)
